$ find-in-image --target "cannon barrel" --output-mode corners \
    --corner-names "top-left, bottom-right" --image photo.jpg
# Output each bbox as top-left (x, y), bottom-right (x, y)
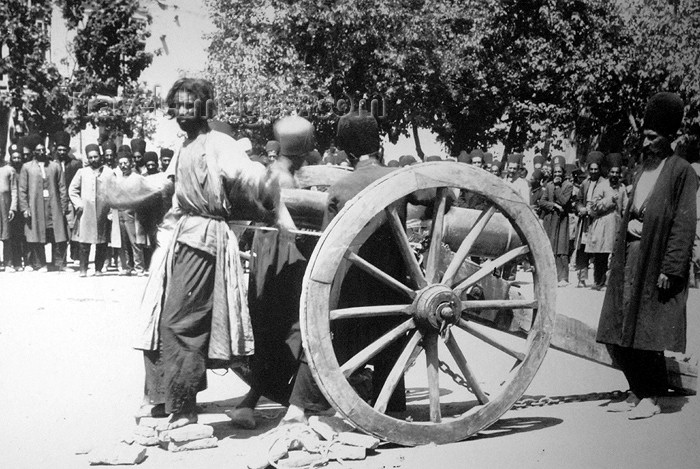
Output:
top-left (282, 188), bottom-right (523, 258)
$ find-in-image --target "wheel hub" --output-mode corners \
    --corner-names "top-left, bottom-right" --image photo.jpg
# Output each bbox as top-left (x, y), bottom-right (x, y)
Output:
top-left (411, 284), bottom-right (462, 331)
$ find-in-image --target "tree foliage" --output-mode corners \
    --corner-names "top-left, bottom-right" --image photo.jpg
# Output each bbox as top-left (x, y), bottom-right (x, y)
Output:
top-left (0, 0), bottom-right (69, 134)
top-left (206, 0), bottom-right (700, 158)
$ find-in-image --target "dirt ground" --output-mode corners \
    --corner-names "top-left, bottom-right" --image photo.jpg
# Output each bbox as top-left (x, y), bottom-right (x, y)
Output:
top-left (0, 266), bottom-right (698, 469)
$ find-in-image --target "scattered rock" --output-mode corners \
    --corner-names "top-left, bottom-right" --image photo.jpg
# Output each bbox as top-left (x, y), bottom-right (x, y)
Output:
top-left (161, 423), bottom-right (214, 443)
top-left (327, 443), bottom-right (366, 460)
top-left (307, 414), bottom-right (354, 440)
top-left (336, 432), bottom-right (380, 449)
top-left (87, 442), bottom-right (147, 465)
top-left (167, 437), bottom-right (218, 453)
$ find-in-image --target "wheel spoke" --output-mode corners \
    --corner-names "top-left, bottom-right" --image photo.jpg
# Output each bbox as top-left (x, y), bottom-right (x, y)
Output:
top-left (345, 251), bottom-right (416, 299)
top-left (452, 245), bottom-right (530, 293)
top-left (424, 332), bottom-right (442, 423)
top-left (386, 206), bottom-right (427, 289)
top-left (424, 188), bottom-right (448, 284)
top-left (461, 299), bottom-right (538, 311)
top-left (441, 206), bottom-right (497, 285)
top-left (330, 304), bottom-right (412, 320)
top-left (457, 318), bottom-right (526, 362)
top-left (444, 334), bottom-right (489, 404)
top-left (374, 330), bottom-right (423, 414)
top-left (341, 319), bottom-right (416, 378)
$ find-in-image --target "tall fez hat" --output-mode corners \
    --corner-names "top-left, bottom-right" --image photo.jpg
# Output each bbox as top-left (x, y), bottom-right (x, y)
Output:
top-left (117, 145), bottom-right (132, 159)
top-left (101, 140), bottom-right (117, 153)
top-left (491, 159), bottom-right (504, 171)
top-left (336, 111), bottom-right (380, 157)
top-left (274, 115), bottom-right (315, 157)
top-left (457, 150), bottom-right (470, 164)
top-left (643, 92), bottom-right (684, 139)
top-left (506, 153), bottom-right (522, 164)
top-left (533, 154), bottom-right (546, 168)
top-left (265, 140), bottom-right (281, 153)
top-left (85, 143), bottom-right (100, 155)
top-left (531, 168), bottom-right (544, 183)
top-left (551, 155), bottom-right (566, 169)
top-left (586, 151), bottom-right (604, 166)
top-left (483, 152), bottom-right (494, 164)
top-left (25, 133), bottom-right (44, 151)
top-left (130, 138), bottom-right (146, 154)
top-left (54, 131), bottom-right (71, 148)
top-left (399, 154), bottom-right (417, 166)
top-left (160, 148), bottom-right (174, 159)
top-left (143, 151), bottom-right (159, 164)
top-left (606, 152), bottom-right (623, 168)
top-left (469, 149), bottom-right (485, 161)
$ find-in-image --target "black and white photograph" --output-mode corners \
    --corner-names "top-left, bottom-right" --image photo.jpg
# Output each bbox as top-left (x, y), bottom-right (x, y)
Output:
top-left (0, 1), bottom-right (698, 468)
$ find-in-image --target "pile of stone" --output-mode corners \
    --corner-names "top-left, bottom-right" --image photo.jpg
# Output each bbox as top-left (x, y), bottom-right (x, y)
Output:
top-left (136, 420), bottom-right (218, 453)
top-left (246, 415), bottom-right (380, 469)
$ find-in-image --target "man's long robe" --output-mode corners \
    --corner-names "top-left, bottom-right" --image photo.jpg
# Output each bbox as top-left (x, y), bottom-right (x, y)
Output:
top-left (18, 160), bottom-right (69, 243)
top-left (597, 155), bottom-right (697, 352)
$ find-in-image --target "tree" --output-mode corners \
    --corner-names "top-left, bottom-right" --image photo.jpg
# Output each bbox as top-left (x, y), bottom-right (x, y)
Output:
top-left (0, 0), bottom-right (70, 140)
top-left (58, 0), bottom-right (156, 140)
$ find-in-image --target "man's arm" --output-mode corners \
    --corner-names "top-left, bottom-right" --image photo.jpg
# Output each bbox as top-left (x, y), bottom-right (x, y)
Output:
top-left (9, 168), bottom-right (18, 213)
top-left (18, 165), bottom-right (29, 216)
top-left (57, 164), bottom-right (69, 214)
top-left (661, 164), bottom-right (698, 281)
top-left (68, 169), bottom-right (83, 209)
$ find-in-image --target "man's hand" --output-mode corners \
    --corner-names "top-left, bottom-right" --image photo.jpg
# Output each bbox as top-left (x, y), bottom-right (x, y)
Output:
top-left (75, 206), bottom-right (83, 217)
top-left (23, 210), bottom-right (31, 219)
top-left (8, 210), bottom-right (15, 221)
top-left (628, 219), bottom-right (643, 238)
top-left (577, 206), bottom-right (587, 217)
top-left (657, 273), bottom-right (670, 290)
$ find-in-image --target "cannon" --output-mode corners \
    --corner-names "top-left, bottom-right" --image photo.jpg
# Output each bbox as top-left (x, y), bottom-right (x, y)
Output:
top-left (266, 161), bottom-right (696, 446)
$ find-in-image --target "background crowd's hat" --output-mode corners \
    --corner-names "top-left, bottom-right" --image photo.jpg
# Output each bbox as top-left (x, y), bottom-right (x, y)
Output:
top-left (469, 149), bottom-right (485, 161)
top-left (143, 151), bottom-right (159, 164)
top-left (531, 168), bottom-right (544, 183)
top-left (551, 155), bottom-right (566, 169)
top-left (483, 152), bottom-right (494, 165)
top-left (84, 143), bottom-right (100, 155)
top-left (306, 149), bottom-right (322, 166)
top-left (54, 131), bottom-right (71, 148)
top-left (386, 159), bottom-right (399, 167)
top-left (117, 145), bottom-right (132, 159)
top-left (533, 154), bottom-right (545, 169)
top-left (426, 155), bottom-right (442, 162)
top-left (25, 133), bottom-right (44, 151)
top-left (457, 150), bottom-right (470, 164)
top-left (160, 148), bottom-right (174, 159)
top-left (265, 140), bottom-right (281, 153)
top-left (506, 153), bottom-right (521, 164)
top-left (101, 141), bottom-right (117, 153)
top-left (130, 138), bottom-right (146, 154)
top-left (491, 160), bottom-right (504, 171)
top-left (586, 151), bottom-right (604, 166)
top-left (399, 154), bottom-right (417, 166)
top-left (274, 115), bottom-right (316, 157)
top-left (643, 92), bottom-right (684, 139)
top-left (606, 152), bottom-right (623, 168)
top-left (336, 112), bottom-right (380, 157)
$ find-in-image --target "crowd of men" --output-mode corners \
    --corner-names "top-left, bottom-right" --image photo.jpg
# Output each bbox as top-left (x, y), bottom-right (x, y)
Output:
top-left (0, 82), bottom-right (697, 429)
top-left (0, 132), bottom-right (174, 277)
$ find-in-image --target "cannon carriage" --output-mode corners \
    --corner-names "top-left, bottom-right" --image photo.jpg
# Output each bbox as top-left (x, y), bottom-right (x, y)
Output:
top-left (249, 160), bottom-right (694, 446)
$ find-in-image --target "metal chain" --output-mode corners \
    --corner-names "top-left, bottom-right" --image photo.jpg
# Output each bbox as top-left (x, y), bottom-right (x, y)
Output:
top-left (438, 360), bottom-right (628, 410)
top-left (511, 390), bottom-right (629, 410)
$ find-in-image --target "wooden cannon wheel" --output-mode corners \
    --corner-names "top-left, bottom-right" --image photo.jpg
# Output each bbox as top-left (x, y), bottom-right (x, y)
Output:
top-left (300, 162), bottom-right (557, 446)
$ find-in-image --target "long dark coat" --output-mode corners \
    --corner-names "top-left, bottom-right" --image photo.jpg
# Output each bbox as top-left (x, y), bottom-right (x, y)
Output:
top-left (18, 160), bottom-right (69, 243)
top-left (597, 155), bottom-right (697, 352)
top-left (539, 180), bottom-right (573, 255)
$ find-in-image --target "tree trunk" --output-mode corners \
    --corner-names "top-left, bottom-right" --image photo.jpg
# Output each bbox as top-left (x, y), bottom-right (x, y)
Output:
top-left (412, 121), bottom-right (425, 161)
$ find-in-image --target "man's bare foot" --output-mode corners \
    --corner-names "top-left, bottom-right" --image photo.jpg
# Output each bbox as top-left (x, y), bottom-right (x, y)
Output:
top-left (225, 407), bottom-right (256, 429)
top-left (157, 412), bottom-right (198, 431)
top-left (135, 403), bottom-right (167, 419)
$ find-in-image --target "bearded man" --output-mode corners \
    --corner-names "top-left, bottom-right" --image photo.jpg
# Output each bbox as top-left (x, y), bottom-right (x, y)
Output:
top-left (597, 92), bottom-right (697, 419)
top-left (69, 144), bottom-right (111, 277)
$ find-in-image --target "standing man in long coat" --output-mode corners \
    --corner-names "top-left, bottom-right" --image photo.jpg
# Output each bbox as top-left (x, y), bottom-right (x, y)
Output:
top-left (18, 134), bottom-right (69, 272)
top-left (69, 144), bottom-right (111, 277)
top-left (574, 151), bottom-right (604, 287)
top-left (584, 156), bottom-right (619, 290)
top-left (597, 92), bottom-right (697, 419)
top-left (0, 149), bottom-right (18, 271)
top-left (53, 130), bottom-right (82, 264)
top-left (539, 157), bottom-right (573, 286)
